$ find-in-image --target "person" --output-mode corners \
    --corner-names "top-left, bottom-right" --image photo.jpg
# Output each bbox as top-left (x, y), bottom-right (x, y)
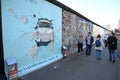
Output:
top-left (105, 32), bottom-right (118, 63)
top-left (85, 32), bottom-right (94, 56)
top-left (77, 34), bottom-right (84, 55)
top-left (95, 34), bottom-right (105, 60)
top-left (103, 34), bottom-right (108, 46)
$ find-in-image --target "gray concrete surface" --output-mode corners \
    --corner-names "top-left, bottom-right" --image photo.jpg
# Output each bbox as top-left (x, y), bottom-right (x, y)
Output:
top-left (19, 47), bottom-right (120, 80)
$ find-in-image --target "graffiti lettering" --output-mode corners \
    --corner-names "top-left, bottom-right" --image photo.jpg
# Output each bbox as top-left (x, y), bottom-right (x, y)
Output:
top-left (18, 55), bottom-right (59, 73)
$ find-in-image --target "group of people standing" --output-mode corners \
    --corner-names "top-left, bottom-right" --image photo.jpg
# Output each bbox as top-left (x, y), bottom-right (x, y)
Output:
top-left (77, 31), bottom-right (118, 63)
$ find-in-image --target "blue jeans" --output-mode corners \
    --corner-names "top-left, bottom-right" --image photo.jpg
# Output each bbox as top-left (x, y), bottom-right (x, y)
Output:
top-left (86, 45), bottom-right (92, 56)
top-left (96, 50), bottom-right (102, 58)
top-left (109, 49), bottom-right (115, 60)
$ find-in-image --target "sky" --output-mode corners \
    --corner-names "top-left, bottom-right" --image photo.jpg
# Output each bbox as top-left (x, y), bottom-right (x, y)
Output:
top-left (57, 0), bottom-right (120, 30)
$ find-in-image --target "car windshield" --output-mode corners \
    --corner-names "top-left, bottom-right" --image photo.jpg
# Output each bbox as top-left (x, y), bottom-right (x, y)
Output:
top-left (39, 22), bottom-right (50, 28)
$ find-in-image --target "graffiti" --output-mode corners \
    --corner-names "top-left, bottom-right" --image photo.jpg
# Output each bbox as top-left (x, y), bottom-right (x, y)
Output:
top-left (32, 18), bottom-right (54, 46)
top-left (2, 0), bottom-right (62, 77)
top-left (18, 55), bottom-right (58, 73)
top-left (8, 8), bottom-right (28, 24)
top-left (7, 8), bottom-right (54, 57)
top-left (28, 17), bottom-right (54, 57)
top-left (20, 15), bottom-right (28, 24)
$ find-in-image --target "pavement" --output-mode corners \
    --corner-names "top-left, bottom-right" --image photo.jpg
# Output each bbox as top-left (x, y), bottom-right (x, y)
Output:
top-left (19, 46), bottom-right (120, 80)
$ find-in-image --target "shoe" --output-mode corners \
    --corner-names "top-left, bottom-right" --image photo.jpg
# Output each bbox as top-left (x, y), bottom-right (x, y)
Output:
top-left (86, 54), bottom-right (88, 57)
top-left (109, 59), bottom-right (112, 61)
top-left (88, 54), bottom-right (90, 56)
top-left (97, 58), bottom-right (99, 60)
top-left (99, 58), bottom-right (102, 60)
top-left (81, 52), bottom-right (83, 55)
top-left (63, 56), bottom-right (67, 59)
top-left (77, 53), bottom-right (80, 56)
top-left (112, 60), bottom-right (115, 63)
top-left (97, 58), bottom-right (101, 60)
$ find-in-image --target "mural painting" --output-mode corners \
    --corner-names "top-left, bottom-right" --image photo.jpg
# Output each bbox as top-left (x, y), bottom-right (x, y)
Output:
top-left (62, 10), bottom-right (93, 54)
top-left (1, 0), bottom-right (62, 77)
top-left (28, 18), bottom-right (54, 57)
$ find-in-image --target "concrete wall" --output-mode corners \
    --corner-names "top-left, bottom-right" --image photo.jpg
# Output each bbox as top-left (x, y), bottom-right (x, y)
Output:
top-left (1, 0), bottom-right (63, 77)
top-left (1, 0), bottom-right (94, 78)
top-left (62, 10), bottom-right (93, 54)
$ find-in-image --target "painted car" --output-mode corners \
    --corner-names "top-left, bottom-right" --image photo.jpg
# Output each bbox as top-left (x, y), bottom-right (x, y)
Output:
top-left (34, 18), bottom-right (54, 46)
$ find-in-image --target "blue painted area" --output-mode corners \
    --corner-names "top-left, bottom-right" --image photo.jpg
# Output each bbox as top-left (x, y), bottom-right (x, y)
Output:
top-left (1, 0), bottom-right (62, 77)
top-left (18, 54), bottom-right (62, 77)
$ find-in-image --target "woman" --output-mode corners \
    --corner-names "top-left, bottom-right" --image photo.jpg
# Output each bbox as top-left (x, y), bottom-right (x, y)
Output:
top-left (95, 34), bottom-right (105, 60)
top-left (77, 35), bottom-right (84, 55)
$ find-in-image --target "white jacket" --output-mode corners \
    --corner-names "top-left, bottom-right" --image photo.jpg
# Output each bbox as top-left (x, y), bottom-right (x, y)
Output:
top-left (94, 38), bottom-right (105, 50)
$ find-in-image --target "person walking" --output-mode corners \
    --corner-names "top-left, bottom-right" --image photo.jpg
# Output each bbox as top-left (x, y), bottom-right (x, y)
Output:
top-left (95, 34), bottom-right (105, 60)
top-left (85, 32), bottom-right (94, 56)
top-left (103, 34), bottom-right (108, 46)
top-left (105, 32), bottom-right (118, 63)
top-left (77, 34), bottom-right (84, 55)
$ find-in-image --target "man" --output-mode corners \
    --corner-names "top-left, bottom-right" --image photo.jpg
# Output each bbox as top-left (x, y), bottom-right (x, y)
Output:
top-left (103, 34), bottom-right (108, 45)
top-left (105, 32), bottom-right (118, 63)
top-left (85, 32), bottom-right (94, 56)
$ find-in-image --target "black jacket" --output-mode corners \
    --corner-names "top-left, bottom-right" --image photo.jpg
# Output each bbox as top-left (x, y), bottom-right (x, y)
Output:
top-left (105, 35), bottom-right (117, 50)
top-left (85, 36), bottom-right (94, 45)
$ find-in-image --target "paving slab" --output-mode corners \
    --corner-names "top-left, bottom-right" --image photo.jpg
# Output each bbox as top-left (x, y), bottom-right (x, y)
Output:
top-left (19, 47), bottom-right (120, 80)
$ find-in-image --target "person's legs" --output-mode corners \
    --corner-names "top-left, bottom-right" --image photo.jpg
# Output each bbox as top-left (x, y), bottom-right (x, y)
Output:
top-left (109, 49), bottom-right (112, 61)
top-left (88, 45), bottom-right (92, 56)
top-left (104, 40), bottom-right (107, 45)
top-left (77, 44), bottom-right (80, 55)
top-left (78, 45), bottom-right (80, 53)
top-left (80, 43), bottom-right (83, 52)
top-left (96, 50), bottom-right (99, 59)
top-left (112, 50), bottom-right (115, 60)
top-left (98, 50), bottom-right (102, 60)
top-left (86, 45), bottom-right (88, 56)
top-left (111, 50), bottom-right (115, 63)
top-left (80, 43), bottom-right (83, 55)
top-left (96, 50), bottom-right (101, 60)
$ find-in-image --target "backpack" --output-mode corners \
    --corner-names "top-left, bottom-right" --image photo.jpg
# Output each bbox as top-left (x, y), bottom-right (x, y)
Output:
top-left (110, 37), bottom-right (117, 47)
top-left (95, 39), bottom-right (101, 47)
